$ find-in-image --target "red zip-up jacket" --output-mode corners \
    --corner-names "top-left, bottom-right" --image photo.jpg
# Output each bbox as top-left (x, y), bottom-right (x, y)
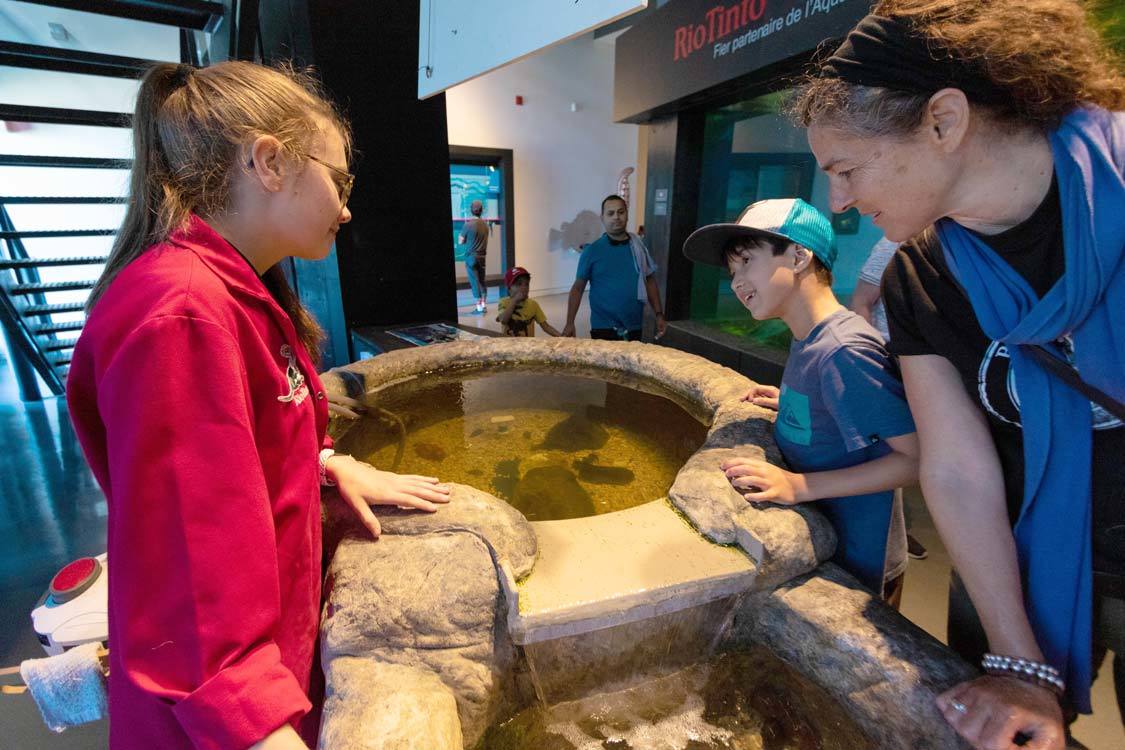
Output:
top-left (68, 215), bottom-right (330, 749)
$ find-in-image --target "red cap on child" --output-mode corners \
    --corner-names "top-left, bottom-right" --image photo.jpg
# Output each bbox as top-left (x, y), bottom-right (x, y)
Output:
top-left (504, 266), bottom-right (530, 288)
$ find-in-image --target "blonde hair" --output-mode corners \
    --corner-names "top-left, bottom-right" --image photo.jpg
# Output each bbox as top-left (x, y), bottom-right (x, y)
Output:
top-left (791, 0), bottom-right (1125, 135)
top-left (89, 61), bottom-right (352, 360)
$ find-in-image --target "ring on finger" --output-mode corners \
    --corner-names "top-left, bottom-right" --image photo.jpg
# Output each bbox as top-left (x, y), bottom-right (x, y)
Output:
top-left (950, 699), bottom-right (968, 714)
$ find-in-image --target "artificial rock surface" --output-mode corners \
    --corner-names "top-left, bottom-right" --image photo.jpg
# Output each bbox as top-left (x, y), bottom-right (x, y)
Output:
top-left (322, 482), bottom-right (538, 579)
top-left (728, 562), bottom-right (976, 750)
top-left (734, 502), bottom-right (837, 591)
top-left (319, 658), bottom-right (462, 750)
top-left (320, 533), bottom-right (516, 747)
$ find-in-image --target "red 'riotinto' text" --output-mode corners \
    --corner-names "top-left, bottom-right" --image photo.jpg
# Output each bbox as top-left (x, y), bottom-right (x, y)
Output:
top-left (674, 0), bottom-right (768, 61)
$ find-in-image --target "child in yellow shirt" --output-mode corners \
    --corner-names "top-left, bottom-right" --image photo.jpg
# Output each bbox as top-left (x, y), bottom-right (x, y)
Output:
top-left (497, 267), bottom-right (561, 337)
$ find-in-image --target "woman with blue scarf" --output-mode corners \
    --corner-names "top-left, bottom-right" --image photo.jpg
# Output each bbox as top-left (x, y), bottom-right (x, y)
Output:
top-left (792, 2), bottom-right (1125, 748)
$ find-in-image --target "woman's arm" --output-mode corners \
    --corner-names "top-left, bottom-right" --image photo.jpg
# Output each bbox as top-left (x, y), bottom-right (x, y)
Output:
top-left (900, 354), bottom-right (1063, 750)
top-left (901, 354), bottom-right (1039, 657)
top-left (722, 432), bottom-right (918, 504)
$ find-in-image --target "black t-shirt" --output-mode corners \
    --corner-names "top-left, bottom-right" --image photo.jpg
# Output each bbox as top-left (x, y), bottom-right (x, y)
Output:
top-left (882, 177), bottom-right (1125, 586)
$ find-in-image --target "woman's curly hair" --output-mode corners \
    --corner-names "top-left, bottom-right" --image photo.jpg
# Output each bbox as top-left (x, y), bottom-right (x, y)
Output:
top-left (790, 0), bottom-right (1125, 136)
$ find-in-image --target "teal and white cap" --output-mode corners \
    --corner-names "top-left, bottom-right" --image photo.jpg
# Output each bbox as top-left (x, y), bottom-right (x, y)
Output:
top-left (683, 198), bottom-right (838, 271)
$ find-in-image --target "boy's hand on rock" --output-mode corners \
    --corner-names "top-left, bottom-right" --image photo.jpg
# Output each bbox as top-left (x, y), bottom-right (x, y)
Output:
top-left (741, 385), bottom-right (780, 410)
top-left (720, 457), bottom-right (806, 505)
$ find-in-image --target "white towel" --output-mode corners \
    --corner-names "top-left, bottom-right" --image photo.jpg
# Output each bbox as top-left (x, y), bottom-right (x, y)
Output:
top-left (628, 233), bottom-right (657, 302)
top-left (20, 642), bottom-right (108, 732)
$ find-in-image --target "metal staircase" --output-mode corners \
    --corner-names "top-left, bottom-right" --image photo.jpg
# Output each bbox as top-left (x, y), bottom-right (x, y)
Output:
top-left (0, 0), bottom-right (256, 400)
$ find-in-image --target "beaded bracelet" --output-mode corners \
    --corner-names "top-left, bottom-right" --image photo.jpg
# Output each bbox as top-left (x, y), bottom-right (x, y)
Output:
top-left (982, 653), bottom-right (1066, 697)
top-left (319, 448), bottom-right (337, 487)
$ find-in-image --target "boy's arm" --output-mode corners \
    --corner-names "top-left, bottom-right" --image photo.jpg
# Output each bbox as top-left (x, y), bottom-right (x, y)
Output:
top-left (722, 433), bottom-right (918, 504)
top-left (725, 344), bottom-right (919, 503)
top-left (529, 300), bottom-right (560, 337)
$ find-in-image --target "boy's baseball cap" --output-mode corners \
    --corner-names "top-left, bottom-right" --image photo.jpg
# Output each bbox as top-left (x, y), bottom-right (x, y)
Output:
top-left (682, 198), bottom-right (838, 271)
top-left (504, 266), bottom-right (530, 288)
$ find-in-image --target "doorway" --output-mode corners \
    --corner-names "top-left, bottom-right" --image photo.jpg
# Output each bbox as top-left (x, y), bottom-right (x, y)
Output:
top-left (449, 146), bottom-right (515, 310)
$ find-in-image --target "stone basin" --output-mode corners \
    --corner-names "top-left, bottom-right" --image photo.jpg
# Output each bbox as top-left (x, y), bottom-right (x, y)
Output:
top-left (318, 338), bottom-right (974, 750)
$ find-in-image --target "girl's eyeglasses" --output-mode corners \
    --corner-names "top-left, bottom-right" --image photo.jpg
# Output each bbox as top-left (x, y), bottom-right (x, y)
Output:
top-left (303, 153), bottom-right (355, 208)
top-left (246, 153), bottom-right (355, 208)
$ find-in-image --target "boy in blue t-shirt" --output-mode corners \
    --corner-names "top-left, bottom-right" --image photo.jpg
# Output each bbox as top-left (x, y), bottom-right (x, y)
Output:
top-left (683, 198), bottom-right (917, 599)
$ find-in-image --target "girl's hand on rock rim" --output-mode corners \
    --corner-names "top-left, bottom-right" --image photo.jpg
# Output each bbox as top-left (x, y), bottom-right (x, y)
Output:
top-left (327, 454), bottom-right (451, 538)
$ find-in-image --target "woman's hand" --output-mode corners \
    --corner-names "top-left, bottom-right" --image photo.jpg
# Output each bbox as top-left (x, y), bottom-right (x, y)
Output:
top-left (326, 454), bottom-right (451, 538)
top-left (742, 384), bottom-right (780, 411)
top-left (720, 457), bottom-right (807, 505)
top-left (937, 676), bottom-right (1065, 750)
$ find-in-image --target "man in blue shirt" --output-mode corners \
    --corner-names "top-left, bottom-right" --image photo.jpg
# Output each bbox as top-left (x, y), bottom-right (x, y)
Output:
top-left (562, 195), bottom-right (666, 340)
top-left (683, 198), bottom-right (916, 599)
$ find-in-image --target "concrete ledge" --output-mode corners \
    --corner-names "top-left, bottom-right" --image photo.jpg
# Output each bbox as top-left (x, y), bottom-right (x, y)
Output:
top-left (508, 500), bottom-right (755, 645)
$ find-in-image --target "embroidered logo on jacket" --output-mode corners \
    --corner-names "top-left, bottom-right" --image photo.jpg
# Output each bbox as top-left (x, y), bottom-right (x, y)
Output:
top-left (277, 344), bottom-right (309, 405)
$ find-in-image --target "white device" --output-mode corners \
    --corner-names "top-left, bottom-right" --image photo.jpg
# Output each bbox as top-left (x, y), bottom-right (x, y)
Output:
top-left (31, 554), bottom-right (109, 656)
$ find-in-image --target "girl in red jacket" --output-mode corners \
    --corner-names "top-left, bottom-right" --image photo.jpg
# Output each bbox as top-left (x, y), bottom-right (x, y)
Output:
top-left (67, 61), bottom-right (449, 750)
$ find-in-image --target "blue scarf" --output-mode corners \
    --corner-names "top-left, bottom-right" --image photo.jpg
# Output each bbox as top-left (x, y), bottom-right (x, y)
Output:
top-left (935, 107), bottom-right (1125, 712)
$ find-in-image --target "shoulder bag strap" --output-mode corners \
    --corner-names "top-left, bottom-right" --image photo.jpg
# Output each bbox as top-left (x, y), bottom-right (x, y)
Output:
top-left (1022, 344), bottom-right (1125, 422)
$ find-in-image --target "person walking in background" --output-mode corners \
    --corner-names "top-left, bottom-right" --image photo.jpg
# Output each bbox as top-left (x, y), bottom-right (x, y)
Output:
top-left (850, 236), bottom-right (899, 341)
top-left (562, 194), bottom-right (666, 341)
top-left (459, 198), bottom-right (490, 314)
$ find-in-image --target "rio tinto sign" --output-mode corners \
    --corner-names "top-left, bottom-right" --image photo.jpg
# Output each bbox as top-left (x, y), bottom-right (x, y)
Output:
top-left (614, 0), bottom-right (865, 122)
top-left (674, 0), bottom-right (769, 60)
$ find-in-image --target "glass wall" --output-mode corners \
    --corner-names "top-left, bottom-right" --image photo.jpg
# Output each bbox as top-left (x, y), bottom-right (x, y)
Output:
top-left (450, 162), bottom-right (506, 283)
top-left (689, 90), bottom-right (885, 353)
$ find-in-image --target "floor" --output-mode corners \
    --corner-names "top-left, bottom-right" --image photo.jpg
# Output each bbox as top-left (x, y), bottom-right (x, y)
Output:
top-left (0, 349), bottom-right (110, 748)
top-left (1, 293), bottom-right (1121, 748)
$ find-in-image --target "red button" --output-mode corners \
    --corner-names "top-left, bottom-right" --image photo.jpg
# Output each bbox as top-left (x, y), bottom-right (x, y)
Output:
top-left (49, 557), bottom-right (101, 602)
